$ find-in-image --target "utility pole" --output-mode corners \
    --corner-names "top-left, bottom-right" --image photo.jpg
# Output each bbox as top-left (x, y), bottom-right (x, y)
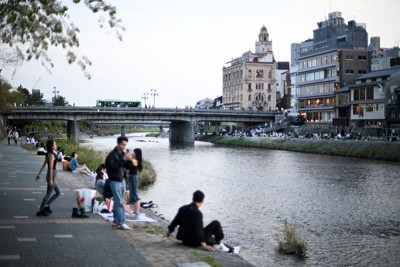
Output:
top-left (150, 89), bottom-right (159, 108)
top-left (141, 93), bottom-right (149, 108)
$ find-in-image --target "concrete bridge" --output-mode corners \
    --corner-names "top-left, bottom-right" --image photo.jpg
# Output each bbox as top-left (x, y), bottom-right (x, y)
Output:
top-left (4, 107), bottom-right (280, 143)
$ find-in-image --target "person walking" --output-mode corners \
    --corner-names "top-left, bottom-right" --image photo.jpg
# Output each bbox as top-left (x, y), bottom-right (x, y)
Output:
top-left (7, 128), bottom-right (12, 145)
top-left (13, 130), bottom-right (19, 145)
top-left (166, 190), bottom-right (233, 252)
top-left (35, 140), bottom-right (61, 216)
top-left (126, 148), bottom-right (143, 220)
top-left (105, 136), bottom-right (131, 230)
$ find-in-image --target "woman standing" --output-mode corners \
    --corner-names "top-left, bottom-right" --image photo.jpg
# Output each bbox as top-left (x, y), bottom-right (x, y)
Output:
top-left (126, 148), bottom-right (143, 220)
top-left (35, 140), bottom-right (61, 216)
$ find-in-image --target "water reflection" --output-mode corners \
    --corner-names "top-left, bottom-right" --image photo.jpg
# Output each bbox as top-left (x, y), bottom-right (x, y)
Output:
top-left (84, 136), bottom-right (400, 267)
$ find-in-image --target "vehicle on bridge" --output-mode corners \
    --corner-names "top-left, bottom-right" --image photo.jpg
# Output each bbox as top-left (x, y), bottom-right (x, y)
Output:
top-left (96, 99), bottom-right (141, 108)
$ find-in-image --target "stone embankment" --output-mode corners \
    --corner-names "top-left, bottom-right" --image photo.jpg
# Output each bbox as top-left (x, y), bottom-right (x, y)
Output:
top-left (24, 146), bottom-right (252, 267)
top-left (201, 135), bottom-right (400, 162)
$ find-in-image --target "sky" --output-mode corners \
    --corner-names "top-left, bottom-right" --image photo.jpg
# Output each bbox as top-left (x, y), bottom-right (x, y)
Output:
top-left (1, 0), bottom-right (399, 108)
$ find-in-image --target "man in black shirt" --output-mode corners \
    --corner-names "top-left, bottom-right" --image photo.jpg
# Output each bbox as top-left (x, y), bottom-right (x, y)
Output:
top-left (166, 190), bottom-right (230, 252)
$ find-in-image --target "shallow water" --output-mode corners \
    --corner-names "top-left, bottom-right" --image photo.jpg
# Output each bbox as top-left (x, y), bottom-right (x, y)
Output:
top-left (84, 135), bottom-right (400, 266)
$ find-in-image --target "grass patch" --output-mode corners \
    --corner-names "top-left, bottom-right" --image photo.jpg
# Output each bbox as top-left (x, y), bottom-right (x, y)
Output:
top-left (192, 251), bottom-right (223, 267)
top-left (275, 219), bottom-right (307, 257)
top-left (133, 223), bottom-right (166, 235)
top-left (212, 137), bottom-right (400, 162)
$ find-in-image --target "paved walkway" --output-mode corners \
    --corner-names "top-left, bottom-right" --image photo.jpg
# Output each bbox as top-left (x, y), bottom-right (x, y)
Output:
top-left (0, 140), bottom-right (149, 266)
top-left (0, 139), bottom-right (253, 267)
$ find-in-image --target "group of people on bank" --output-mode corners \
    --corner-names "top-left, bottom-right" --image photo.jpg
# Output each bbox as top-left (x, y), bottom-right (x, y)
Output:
top-left (34, 136), bottom-right (235, 253)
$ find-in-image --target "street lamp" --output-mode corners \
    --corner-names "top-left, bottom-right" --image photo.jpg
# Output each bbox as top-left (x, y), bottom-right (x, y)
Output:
top-left (150, 89), bottom-right (159, 108)
top-left (141, 93), bottom-right (149, 108)
top-left (52, 86), bottom-right (59, 103)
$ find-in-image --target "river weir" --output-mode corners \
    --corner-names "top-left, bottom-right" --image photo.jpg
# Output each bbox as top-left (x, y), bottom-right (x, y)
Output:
top-left (83, 134), bottom-right (400, 267)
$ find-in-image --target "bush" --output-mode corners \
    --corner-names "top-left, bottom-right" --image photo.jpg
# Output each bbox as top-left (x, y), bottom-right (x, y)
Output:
top-left (275, 219), bottom-right (307, 257)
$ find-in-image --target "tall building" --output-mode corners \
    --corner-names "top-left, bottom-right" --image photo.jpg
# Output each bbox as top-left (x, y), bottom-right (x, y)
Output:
top-left (222, 25), bottom-right (276, 110)
top-left (292, 12), bottom-right (370, 125)
top-left (369, 36), bottom-right (400, 71)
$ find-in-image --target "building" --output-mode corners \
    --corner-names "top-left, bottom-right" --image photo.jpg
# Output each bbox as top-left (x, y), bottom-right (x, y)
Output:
top-left (292, 12), bottom-right (370, 125)
top-left (222, 25), bottom-right (276, 110)
top-left (275, 62), bottom-right (290, 111)
top-left (195, 97), bottom-right (214, 109)
top-left (348, 66), bottom-right (400, 128)
top-left (369, 36), bottom-right (400, 71)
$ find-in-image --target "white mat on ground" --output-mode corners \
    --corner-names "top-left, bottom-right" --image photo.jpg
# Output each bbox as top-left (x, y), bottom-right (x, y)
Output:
top-left (97, 212), bottom-right (157, 223)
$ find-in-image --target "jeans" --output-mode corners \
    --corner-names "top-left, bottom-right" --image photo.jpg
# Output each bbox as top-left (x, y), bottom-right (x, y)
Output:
top-left (128, 175), bottom-right (140, 203)
top-left (109, 180), bottom-right (126, 225)
top-left (204, 220), bottom-right (224, 245)
top-left (40, 170), bottom-right (61, 209)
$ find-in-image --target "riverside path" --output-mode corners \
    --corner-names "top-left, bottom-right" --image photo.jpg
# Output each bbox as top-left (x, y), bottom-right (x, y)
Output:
top-left (0, 139), bottom-right (149, 266)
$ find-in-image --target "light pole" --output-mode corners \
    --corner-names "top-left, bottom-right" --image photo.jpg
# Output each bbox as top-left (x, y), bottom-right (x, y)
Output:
top-left (150, 89), bottom-right (159, 108)
top-left (141, 93), bottom-right (149, 108)
top-left (52, 86), bottom-right (59, 103)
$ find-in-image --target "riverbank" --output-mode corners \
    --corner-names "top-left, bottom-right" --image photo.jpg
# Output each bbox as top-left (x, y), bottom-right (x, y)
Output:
top-left (18, 144), bottom-right (253, 267)
top-left (205, 135), bottom-right (400, 162)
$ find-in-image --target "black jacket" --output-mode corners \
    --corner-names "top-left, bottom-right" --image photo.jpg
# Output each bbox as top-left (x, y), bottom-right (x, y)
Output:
top-left (105, 147), bottom-right (127, 182)
top-left (168, 203), bottom-right (204, 247)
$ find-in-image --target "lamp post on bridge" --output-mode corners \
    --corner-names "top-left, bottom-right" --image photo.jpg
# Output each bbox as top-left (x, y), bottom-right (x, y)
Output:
top-left (150, 89), bottom-right (159, 108)
top-left (141, 93), bottom-right (149, 108)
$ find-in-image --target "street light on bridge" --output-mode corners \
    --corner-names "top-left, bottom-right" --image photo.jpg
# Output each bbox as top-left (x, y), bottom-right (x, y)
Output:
top-left (141, 93), bottom-right (149, 108)
top-left (150, 89), bottom-right (159, 108)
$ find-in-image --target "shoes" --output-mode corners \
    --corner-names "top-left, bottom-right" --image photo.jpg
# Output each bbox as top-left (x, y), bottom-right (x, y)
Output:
top-left (231, 246), bottom-right (240, 254)
top-left (36, 209), bottom-right (49, 217)
top-left (213, 242), bottom-right (229, 252)
top-left (44, 206), bottom-right (52, 214)
top-left (117, 224), bottom-right (131, 230)
top-left (135, 213), bottom-right (146, 220)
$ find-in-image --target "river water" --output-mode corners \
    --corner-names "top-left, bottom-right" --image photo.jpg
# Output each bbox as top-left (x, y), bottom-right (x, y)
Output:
top-left (83, 134), bottom-right (400, 267)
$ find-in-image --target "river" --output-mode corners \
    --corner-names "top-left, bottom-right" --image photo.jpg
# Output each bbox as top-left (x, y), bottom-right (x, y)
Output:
top-left (83, 134), bottom-right (400, 267)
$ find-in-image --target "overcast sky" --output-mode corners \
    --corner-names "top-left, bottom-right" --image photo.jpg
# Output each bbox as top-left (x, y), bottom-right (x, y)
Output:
top-left (2, 0), bottom-right (399, 108)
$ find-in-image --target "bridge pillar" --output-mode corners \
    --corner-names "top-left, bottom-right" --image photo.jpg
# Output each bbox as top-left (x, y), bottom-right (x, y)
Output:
top-left (67, 120), bottom-right (80, 144)
top-left (169, 121), bottom-right (194, 144)
top-left (121, 125), bottom-right (126, 137)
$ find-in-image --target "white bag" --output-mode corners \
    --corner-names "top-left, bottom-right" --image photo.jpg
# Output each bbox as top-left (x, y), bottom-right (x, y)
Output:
top-left (75, 188), bottom-right (97, 212)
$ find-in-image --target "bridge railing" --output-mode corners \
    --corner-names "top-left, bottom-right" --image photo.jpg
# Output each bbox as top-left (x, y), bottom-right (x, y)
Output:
top-left (8, 106), bottom-right (282, 116)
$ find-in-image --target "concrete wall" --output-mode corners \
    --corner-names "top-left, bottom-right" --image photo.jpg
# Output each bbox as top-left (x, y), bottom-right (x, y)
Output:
top-left (169, 121), bottom-right (194, 143)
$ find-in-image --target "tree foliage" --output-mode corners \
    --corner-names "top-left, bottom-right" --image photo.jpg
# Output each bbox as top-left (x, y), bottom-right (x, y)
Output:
top-left (0, 0), bottom-right (124, 79)
top-left (53, 95), bottom-right (69, 106)
top-left (16, 84), bottom-right (46, 106)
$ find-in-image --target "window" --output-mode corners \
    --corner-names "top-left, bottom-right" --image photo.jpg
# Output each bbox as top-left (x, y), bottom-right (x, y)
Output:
top-left (248, 94), bottom-right (252, 101)
top-left (268, 95), bottom-right (271, 101)
top-left (366, 87), bottom-right (373, 99)
top-left (358, 55), bottom-right (367, 60)
top-left (268, 70), bottom-right (272, 78)
top-left (248, 83), bottom-right (252, 90)
top-left (358, 70), bottom-right (367, 75)
top-left (248, 69), bottom-right (252, 78)
top-left (256, 69), bottom-right (264, 78)
top-left (366, 104), bottom-right (374, 112)
top-left (345, 55), bottom-right (354, 60)
top-left (345, 69), bottom-right (354, 75)
top-left (354, 88), bottom-right (359, 100)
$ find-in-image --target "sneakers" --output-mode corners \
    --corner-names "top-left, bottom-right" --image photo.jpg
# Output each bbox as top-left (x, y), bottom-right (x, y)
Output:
top-left (213, 242), bottom-right (229, 252)
top-left (117, 224), bottom-right (131, 230)
top-left (231, 246), bottom-right (240, 254)
top-left (135, 213), bottom-right (146, 221)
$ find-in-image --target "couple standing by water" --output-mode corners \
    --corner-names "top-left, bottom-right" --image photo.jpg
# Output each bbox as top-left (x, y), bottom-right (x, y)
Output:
top-left (34, 137), bottom-right (143, 223)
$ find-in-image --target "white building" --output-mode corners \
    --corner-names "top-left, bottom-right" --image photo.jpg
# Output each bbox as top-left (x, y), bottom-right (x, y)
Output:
top-left (222, 25), bottom-right (276, 110)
